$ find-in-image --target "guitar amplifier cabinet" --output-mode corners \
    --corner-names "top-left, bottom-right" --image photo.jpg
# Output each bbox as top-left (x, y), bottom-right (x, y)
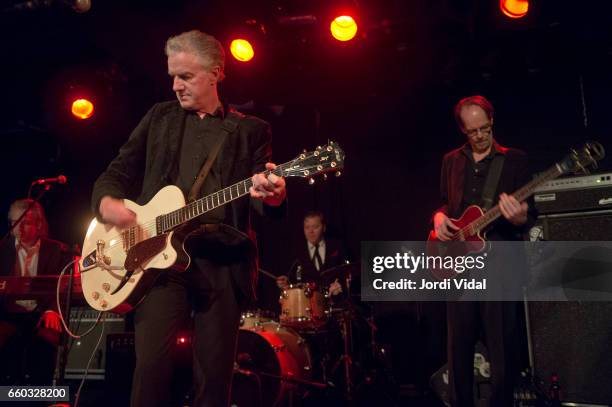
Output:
top-left (530, 210), bottom-right (612, 241)
top-left (64, 307), bottom-right (126, 380)
top-left (534, 173), bottom-right (612, 214)
top-left (527, 302), bottom-right (612, 406)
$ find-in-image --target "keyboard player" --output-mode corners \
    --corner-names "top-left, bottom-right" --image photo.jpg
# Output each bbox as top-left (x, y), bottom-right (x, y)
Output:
top-left (0, 199), bottom-right (70, 385)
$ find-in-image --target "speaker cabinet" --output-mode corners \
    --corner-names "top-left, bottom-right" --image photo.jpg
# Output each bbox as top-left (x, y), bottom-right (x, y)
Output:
top-left (534, 210), bottom-right (612, 241)
top-left (527, 302), bottom-right (612, 405)
top-left (64, 308), bottom-right (125, 380)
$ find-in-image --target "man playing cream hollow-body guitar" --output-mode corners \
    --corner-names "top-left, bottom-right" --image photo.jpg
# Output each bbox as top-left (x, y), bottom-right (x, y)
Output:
top-left (84, 29), bottom-right (344, 407)
top-left (90, 30), bottom-right (287, 407)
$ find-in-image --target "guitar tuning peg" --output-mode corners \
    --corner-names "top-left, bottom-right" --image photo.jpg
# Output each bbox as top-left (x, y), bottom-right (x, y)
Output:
top-left (322, 174), bottom-right (328, 181)
top-left (317, 145), bottom-right (322, 150)
top-left (308, 178), bottom-right (315, 185)
top-left (335, 171), bottom-right (342, 177)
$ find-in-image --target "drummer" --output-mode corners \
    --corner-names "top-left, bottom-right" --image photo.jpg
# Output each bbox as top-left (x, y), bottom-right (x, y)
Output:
top-left (276, 211), bottom-right (347, 296)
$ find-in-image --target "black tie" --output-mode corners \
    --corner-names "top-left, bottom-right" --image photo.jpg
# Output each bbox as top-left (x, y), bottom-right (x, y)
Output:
top-left (312, 242), bottom-right (323, 271)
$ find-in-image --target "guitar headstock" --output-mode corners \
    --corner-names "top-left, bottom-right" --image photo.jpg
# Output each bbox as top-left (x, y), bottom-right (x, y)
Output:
top-left (558, 141), bottom-right (605, 175)
top-left (280, 142), bottom-right (345, 180)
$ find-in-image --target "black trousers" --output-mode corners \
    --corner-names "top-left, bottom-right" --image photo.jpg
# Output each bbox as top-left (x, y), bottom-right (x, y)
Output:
top-left (0, 312), bottom-right (57, 385)
top-left (446, 301), bottom-right (519, 407)
top-left (130, 256), bottom-right (241, 407)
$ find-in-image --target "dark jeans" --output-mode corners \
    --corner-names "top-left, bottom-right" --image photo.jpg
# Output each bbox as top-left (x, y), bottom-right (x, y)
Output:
top-left (446, 301), bottom-right (520, 407)
top-left (130, 256), bottom-right (241, 407)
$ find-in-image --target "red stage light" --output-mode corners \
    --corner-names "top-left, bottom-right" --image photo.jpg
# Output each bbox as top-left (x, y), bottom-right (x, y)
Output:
top-left (71, 98), bottom-right (94, 119)
top-left (177, 336), bottom-right (187, 345)
top-left (330, 15), bottom-right (358, 42)
top-left (500, 0), bottom-right (529, 19)
top-left (230, 39), bottom-right (255, 62)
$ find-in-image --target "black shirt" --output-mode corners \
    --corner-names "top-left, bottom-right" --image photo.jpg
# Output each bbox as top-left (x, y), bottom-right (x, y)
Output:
top-left (460, 144), bottom-right (505, 213)
top-left (175, 107), bottom-right (226, 224)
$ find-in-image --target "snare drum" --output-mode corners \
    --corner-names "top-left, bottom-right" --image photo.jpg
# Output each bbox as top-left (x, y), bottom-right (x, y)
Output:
top-left (279, 283), bottom-right (329, 330)
top-left (240, 309), bottom-right (274, 329)
top-left (233, 322), bottom-right (312, 406)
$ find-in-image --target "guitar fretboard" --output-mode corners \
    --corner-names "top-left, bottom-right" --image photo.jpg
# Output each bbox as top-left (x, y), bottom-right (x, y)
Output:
top-left (457, 164), bottom-right (563, 239)
top-left (155, 166), bottom-right (285, 234)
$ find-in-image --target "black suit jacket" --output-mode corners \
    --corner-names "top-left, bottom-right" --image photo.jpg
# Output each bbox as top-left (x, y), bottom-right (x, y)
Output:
top-left (436, 142), bottom-right (535, 241)
top-left (289, 238), bottom-right (346, 286)
top-left (0, 236), bottom-right (70, 312)
top-left (91, 101), bottom-right (284, 302)
top-left (436, 142), bottom-right (536, 291)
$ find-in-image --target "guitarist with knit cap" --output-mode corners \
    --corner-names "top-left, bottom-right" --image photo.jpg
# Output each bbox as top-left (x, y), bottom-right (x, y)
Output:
top-left (432, 95), bottom-right (534, 407)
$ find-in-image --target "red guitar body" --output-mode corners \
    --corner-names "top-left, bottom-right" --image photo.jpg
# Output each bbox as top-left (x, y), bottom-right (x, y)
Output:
top-left (426, 205), bottom-right (488, 280)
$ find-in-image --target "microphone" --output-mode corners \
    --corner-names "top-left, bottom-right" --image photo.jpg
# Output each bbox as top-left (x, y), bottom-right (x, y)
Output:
top-left (33, 175), bottom-right (68, 185)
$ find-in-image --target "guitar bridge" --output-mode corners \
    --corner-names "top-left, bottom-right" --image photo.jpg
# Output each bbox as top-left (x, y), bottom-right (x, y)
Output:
top-left (81, 240), bottom-right (125, 273)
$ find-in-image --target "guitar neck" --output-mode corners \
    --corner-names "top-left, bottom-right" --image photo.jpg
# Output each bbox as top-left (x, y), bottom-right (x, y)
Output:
top-left (157, 166), bottom-right (285, 234)
top-left (465, 164), bottom-right (563, 236)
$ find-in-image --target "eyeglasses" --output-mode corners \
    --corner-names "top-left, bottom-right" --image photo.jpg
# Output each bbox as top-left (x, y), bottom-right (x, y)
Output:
top-left (465, 123), bottom-right (492, 138)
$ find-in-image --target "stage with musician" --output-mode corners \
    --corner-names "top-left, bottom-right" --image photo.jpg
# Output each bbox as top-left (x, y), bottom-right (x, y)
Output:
top-left (2, 1), bottom-right (612, 406)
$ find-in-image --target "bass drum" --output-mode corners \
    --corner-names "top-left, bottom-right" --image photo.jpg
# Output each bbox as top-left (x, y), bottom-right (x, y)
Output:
top-left (232, 322), bottom-right (312, 407)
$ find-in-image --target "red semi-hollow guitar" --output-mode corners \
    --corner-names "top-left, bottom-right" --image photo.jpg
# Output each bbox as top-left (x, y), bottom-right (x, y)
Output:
top-left (427, 141), bottom-right (605, 280)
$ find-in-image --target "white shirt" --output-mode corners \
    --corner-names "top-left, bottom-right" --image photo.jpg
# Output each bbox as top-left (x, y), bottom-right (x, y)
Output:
top-left (15, 238), bottom-right (40, 277)
top-left (307, 240), bottom-right (326, 270)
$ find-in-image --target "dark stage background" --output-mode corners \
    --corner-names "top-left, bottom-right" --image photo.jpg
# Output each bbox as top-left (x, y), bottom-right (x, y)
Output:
top-left (3, 0), bottom-right (612, 313)
top-left (3, 0), bottom-right (611, 274)
top-left (0, 0), bottom-right (612, 396)
top-left (1, 0), bottom-right (611, 389)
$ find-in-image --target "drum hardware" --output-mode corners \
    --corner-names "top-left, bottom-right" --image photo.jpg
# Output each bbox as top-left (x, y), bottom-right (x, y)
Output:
top-left (272, 344), bottom-right (287, 352)
top-left (235, 367), bottom-right (328, 390)
top-left (249, 262), bottom-right (387, 402)
top-left (320, 263), bottom-right (384, 401)
top-left (329, 307), bottom-right (355, 399)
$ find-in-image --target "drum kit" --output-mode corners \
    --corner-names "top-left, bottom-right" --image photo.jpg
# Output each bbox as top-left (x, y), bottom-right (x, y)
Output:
top-left (232, 263), bottom-right (376, 406)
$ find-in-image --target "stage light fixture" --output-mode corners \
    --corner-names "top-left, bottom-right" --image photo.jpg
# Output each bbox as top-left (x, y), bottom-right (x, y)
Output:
top-left (500, 0), bottom-right (529, 19)
top-left (230, 39), bottom-right (255, 62)
top-left (71, 98), bottom-right (94, 120)
top-left (330, 15), bottom-right (358, 42)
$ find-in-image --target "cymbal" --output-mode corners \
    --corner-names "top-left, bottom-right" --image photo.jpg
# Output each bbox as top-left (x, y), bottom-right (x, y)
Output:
top-left (320, 262), bottom-right (360, 283)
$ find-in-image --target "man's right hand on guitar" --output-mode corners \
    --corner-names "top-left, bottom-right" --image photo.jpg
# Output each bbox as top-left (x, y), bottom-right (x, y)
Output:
top-left (433, 211), bottom-right (459, 241)
top-left (99, 196), bottom-right (137, 228)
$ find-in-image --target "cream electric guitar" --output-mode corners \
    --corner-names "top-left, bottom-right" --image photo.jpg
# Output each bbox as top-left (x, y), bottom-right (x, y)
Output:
top-left (80, 142), bottom-right (345, 313)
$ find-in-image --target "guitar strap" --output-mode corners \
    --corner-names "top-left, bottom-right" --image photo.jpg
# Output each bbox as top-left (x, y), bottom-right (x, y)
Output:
top-left (187, 110), bottom-right (243, 203)
top-left (481, 154), bottom-right (505, 211)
